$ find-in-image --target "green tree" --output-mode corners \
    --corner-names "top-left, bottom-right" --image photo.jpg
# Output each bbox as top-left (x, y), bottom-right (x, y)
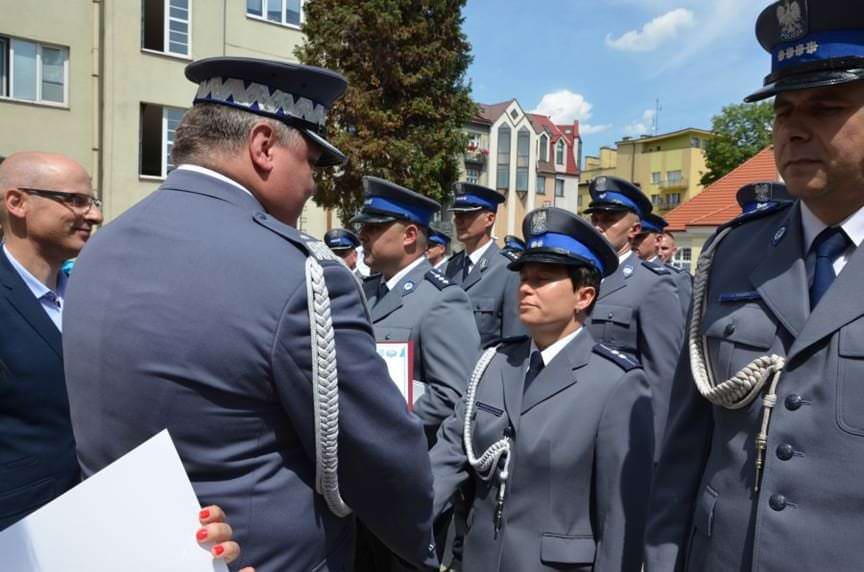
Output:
top-left (700, 101), bottom-right (774, 186)
top-left (297, 0), bottom-right (474, 223)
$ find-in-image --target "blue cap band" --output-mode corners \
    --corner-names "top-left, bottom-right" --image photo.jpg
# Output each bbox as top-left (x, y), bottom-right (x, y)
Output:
top-left (429, 235), bottom-right (448, 246)
top-left (641, 219), bottom-right (663, 233)
top-left (364, 196), bottom-right (434, 226)
top-left (453, 194), bottom-right (498, 211)
top-left (591, 191), bottom-right (642, 216)
top-left (329, 237), bottom-right (355, 248)
top-left (505, 238), bottom-right (524, 251)
top-left (742, 201), bottom-right (780, 214)
top-left (773, 31), bottom-right (864, 73)
top-left (525, 232), bottom-right (604, 274)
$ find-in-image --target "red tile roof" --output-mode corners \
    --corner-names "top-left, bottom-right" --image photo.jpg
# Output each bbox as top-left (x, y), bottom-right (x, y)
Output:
top-left (527, 114), bottom-right (580, 176)
top-left (473, 100), bottom-right (515, 124)
top-left (665, 146), bottom-right (779, 232)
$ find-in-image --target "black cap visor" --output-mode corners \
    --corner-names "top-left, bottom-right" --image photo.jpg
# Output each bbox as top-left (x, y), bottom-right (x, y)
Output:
top-left (745, 59), bottom-right (864, 102)
top-left (302, 128), bottom-right (346, 167)
top-left (448, 205), bottom-right (486, 213)
top-left (507, 248), bottom-right (619, 277)
top-left (582, 203), bottom-right (636, 216)
top-left (349, 210), bottom-right (400, 225)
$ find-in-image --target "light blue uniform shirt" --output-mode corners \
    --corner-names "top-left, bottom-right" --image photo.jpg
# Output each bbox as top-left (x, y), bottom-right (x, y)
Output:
top-left (3, 244), bottom-right (67, 332)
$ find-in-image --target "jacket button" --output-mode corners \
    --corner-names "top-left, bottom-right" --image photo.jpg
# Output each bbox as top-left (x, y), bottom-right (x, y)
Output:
top-left (776, 443), bottom-right (794, 461)
top-left (769, 494), bottom-right (787, 511)
top-left (724, 322), bottom-right (736, 336)
top-left (785, 394), bottom-right (803, 411)
top-left (607, 312), bottom-right (614, 319)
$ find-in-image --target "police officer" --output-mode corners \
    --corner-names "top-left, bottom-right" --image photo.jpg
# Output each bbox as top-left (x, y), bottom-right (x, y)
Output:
top-left (501, 234), bottom-right (526, 261)
top-left (62, 58), bottom-right (437, 572)
top-left (353, 176), bottom-right (481, 441)
top-left (638, 212), bottom-right (692, 318)
top-left (427, 229), bottom-right (452, 270)
top-left (736, 181), bottom-right (793, 216)
top-left (324, 227), bottom-right (361, 272)
top-left (445, 183), bottom-right (527, 346)
top-left (646, 3), bottom-right (864, 570)
top-left (430, 207), bottom-right (654, 571)
top-left (584, 176), bottom-right (685, 461)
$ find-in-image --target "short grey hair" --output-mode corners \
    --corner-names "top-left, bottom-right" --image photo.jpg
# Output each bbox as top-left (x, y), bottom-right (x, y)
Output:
top-left (171, 103), bottom-right (301, 166)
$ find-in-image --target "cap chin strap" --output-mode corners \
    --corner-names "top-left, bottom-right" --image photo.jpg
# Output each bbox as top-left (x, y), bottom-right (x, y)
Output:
top-left (305, 256), bottom-right (352, 517)
top-left (689, 227), bottom-right (785, 492)
top-left (463, 347), bottom-right (512, 537)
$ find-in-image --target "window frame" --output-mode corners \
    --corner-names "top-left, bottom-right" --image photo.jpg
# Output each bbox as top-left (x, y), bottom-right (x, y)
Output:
top-left (166, 0), bottom-right (191, 57)
top-left (496, 124), bottom-right (511, 190)
top-left (667, 170), bottom-right (683, 183)
top-left (515, 127), bottom-right (530, 193)
top-left (555, 140), bottom-right (565, 165)
top-left (539, 134), bottom-right (548, 162)
top-left (0, 35), bottom-right (69, 107)
top-left (247, 0), bottom-right (305, 29)
top-left (140, 103), bottom-right (186, 179)
top-left (536, 175), bottom-right (546, 195)
top-left (466, 167), bottom-right (480, 185)
top-left (554, 178), bottom-right (564, 197)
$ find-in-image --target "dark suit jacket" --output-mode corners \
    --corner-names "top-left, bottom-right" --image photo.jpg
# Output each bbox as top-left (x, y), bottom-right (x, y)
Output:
top-left (62, 169), bottom-right (437, 572)
top-left (0, 250), bottom-right (79, 531)
top-left (431, 332), bottom-right (654, 571)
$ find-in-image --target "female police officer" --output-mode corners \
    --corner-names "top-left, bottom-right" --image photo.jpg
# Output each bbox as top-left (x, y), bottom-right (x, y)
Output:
top-left (430, 207), bottom-right (654, 571)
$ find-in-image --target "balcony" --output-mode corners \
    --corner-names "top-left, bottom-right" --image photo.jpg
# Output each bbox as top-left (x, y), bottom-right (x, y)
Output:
top-left (657, 177), bottom-right (688, 190)
top-left (464, 146), bottom-right (489, 165)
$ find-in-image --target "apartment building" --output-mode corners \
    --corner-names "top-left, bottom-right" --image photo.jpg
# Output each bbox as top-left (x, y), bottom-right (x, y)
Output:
top-left (0, 0), bottom-right (330, 235)
top-left (459, 99), bottom-right (581, 239)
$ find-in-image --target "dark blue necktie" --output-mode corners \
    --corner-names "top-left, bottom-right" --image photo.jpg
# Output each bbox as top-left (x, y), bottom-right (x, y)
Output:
top-left (462, 257), bottom-right (472, 281)
top-left (523, 351), bottom-right (544, 393)
top-left (810, 226), bottom-right (851, 309)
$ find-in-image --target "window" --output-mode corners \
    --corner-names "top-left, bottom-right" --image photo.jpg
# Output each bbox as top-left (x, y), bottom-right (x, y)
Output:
top-left (510, 108), bottom-right (519, 120)
top-left (651, 194), bottom-right (660, 206)
top-left (555, 178), bottom-right (564, 197)
top-left (140, 103), bottom-right (185, 178)
top-left (536, 175), bottom-right (546, 195)
top-left (248, 0), bottom-right (304, 28)
top-left (496, 125), bottom-right (511, 190)
top-left (0, 36), bottom-right (68, 104)
top-left (539, 134), bottom-right (548, 162)
top-left (651, 171), bottom-right (661, 185)
top-left (667, 170), bottom-right (683, 183)
top-left (690, 136), bottom-right (701, 148)
top-left (667, 192), bottom-right (681, 206)
top-left (674, 247), bottom-right (692, 272)
top-left (142, 0), bottom-right (191, 57)
top-left (466, 167), bottom-right (480, 184)
top-left (516, 128), bottom-right (530, 192)
top-left (555, 140), bottom-right (565, 165)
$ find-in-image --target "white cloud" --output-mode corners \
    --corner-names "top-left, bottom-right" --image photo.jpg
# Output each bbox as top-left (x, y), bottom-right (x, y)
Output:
top-left (581, 123), bottom-right (613, 135)
top-left (624, 109), bottom-right (657, 136)
top-left (532, 90), bottom-right (595, 124)
top-left (605, 8), bottom-right (696, 52)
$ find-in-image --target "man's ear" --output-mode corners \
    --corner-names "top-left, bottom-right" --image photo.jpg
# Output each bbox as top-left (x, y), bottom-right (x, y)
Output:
top-left (627, 214), bottom-right (642, 240)
top-left (248, 122), bottom-right (279, 174)
top-left (4, 188), bottom-right (28, 219)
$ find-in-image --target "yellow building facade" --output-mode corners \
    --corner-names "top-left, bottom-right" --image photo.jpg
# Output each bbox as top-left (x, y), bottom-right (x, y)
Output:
top-left (578, 128), bottom-right (712, 216)
top-left (0, 0), bottom-right (329, 236)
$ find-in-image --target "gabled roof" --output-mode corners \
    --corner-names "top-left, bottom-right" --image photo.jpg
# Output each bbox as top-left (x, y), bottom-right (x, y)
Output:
top-left (665, 146), bottom-right (779, 232)
top-left (473, 100), bottom-right (516, 124)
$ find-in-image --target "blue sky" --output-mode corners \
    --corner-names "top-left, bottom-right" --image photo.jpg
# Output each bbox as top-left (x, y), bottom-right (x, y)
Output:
top-left (462, 0), bottom-right (776, 160)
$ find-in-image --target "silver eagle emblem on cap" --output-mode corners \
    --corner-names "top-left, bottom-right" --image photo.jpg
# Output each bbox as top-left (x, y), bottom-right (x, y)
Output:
top-left (530, 210), bottom-right (548, 235)
top-left (755, 183), bottom-right (771, 202)
top-left (777, 0), bottom-right (806, 42)
top-left (594, 177), bottom-right (608, 192)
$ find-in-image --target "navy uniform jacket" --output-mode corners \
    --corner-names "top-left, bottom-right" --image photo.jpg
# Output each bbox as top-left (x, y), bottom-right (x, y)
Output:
top-left (645, 201), bottom-right (864, 571)
top-left (363, 260), bottom-right (481, 440)
top-left (62, 169), bottom-right (437, 572)
top-left (445, 242), bottom-right (527, 346)
top-left (587, 251), bottom-right (684, 460)
top-left (0, 252), bottom-right (79, 530)
top-left (430, 332), bottom-right (654, 571)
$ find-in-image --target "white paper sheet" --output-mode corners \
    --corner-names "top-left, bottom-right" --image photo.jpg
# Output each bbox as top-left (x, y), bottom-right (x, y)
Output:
top-left (0, 430), bottom-right (228, 572)
top-left (376, 341), bottom-right (416, 404)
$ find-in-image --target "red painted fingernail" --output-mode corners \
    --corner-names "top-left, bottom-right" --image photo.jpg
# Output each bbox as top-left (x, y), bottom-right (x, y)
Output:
top-left (213, 545), bottom-right (224, 557)
top-left (196, 528), bottom-right (208, 541)
top-left (199, 509), bottom-right (210, 520)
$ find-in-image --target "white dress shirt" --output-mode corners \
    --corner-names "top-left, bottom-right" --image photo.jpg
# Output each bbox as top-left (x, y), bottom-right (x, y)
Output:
top-left (529, 327), bottom-right (583, 370)
top-left (385, 256), bottom-right (427, 292)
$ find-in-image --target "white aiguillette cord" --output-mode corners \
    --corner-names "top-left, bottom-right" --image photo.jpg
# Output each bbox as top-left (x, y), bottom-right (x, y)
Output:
top-left (688, 227), bottom-right (785, 492)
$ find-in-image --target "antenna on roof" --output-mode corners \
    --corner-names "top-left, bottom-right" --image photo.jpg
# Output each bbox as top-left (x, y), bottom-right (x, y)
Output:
top-left (653, 98), bottom-right (662, 135)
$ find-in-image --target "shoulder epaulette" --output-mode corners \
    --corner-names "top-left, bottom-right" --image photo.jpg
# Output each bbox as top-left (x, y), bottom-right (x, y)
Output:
top-left (592, 344), bottom-right (642, 371)
top-left (253, 212), bottom-right (322, 258)
top-left (425, 268), bottom-right (454, 290)
top-left (500, 249), bottom-right (519, 262)
top-left (719, 201), bottom-right (793, 232)
top-left (486, 335), bottom-right (530, 350)
top-left (641, 260), bottom-right (671, 275)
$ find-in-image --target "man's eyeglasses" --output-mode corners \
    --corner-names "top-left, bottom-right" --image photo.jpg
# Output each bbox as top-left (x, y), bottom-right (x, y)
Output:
top-left (18, 188), bottom-right (103, 211)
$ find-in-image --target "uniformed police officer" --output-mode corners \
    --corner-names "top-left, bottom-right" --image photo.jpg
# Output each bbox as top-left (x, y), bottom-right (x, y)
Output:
top-left (445, 183), bottom-right (527, 346)
top-left (430, 207), bottom-right (654, 571)
top-left (646, 3), bottom-right (864, 570)
top-left (637, 213), bottom-right (693, 318)
top-left (62, 58), bottom-right (437, 572)
top-left (501, 234), bottom-right (526, 261)
top-left (324, 227), bottom-right (361, 272)
top-left (353, 176), bottom-right (481, 441)
top-left (583, 176), bottom-right (685, 461)
top-left (427, 229), bottom-right (452, 270)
